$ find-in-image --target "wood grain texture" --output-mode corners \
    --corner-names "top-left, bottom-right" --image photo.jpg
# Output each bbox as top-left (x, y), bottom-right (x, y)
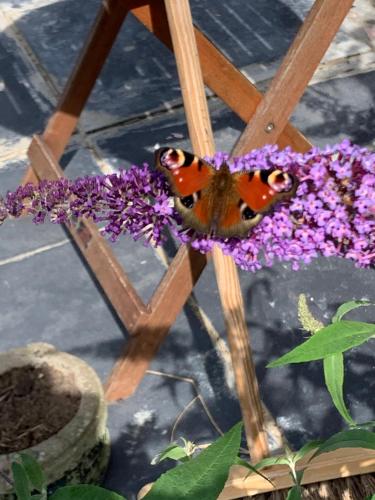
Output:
top-left (28, 136), bottom-right (147, 331)
top-left (164, 0), bottom-right (214, 157)
top-left (212, 248), bottom-right (269, 462)
top-left (164, 0), bottom-right (268, 461)
top-left (233, 0), bottom-right (354, 154)
top-left (132, 0), bottom-right (312, 153)
top-left (219, 448), bottom-right (375, 499)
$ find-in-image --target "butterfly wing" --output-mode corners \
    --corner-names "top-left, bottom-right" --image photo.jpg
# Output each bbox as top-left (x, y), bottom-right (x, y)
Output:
top-left (155, 147), bottom-right (215, 233)
top-left (236, 169), bottom-right (296, 211)
top-left (216, 169), bottom-right (297, 237)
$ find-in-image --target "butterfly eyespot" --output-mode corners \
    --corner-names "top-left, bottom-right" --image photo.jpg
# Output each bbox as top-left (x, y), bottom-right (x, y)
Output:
top-left (180, 192), bottom-right (198, 209)
top-left (160, 148), bottom-right (182, 169)
top-left (268, 171), bottom-right (294, 192)
top-left (241, 205), bottom-right (257, 221)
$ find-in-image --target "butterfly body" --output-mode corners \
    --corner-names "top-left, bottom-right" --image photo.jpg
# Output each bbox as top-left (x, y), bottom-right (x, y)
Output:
top-left (156, 147), bottom-right (297, 237)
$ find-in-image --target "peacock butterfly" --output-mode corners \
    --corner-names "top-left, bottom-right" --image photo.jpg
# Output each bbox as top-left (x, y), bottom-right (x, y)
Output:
top-left (155, 147), bottom-right (298, 238)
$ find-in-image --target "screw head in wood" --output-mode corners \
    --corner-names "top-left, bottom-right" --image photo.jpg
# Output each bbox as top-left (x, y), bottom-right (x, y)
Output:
top-left (265, 122), bottom-right (275, 133)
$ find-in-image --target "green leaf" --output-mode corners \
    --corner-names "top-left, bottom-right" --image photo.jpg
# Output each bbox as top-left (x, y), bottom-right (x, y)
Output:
top-left (364, 495), bottom-right (375, 500)
top-left (151, 444), bottom-right (190, 464)
top-left (12, 462), bottom-right (31, 500)
top-left (286, 485), bottom-right (302, 500)
top-left (144, 422), bottom-right (242, 500)
top-left (20, 454), bottom-right (46, 492)
top-left (234, 458), bottom-right (274, 486)
top-left (323, 353), bottom-right (355, 426)
top-left (332, 300), bottom-right (373, 323)
top-left (30, 495), bottom-right (43, 500)
top-left (310, 429), bottom-right (375, 461)
top-left (50, 485), bottom-right (126, 500)
top-left (234, 457), bottom-right (258, 474)
top-left (295, 469), bottom-right (305, 485)
top-left (293, 440), bottom-right (323, 463)
top-left (267, 320), bottom-right (375, 367)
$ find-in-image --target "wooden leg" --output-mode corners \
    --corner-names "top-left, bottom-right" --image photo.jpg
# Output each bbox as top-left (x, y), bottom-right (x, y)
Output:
top-left (233, 0), bottom-right (354, 153)
top-left (24, 0), bottom-right (137, 185)
top-left (163, 0), bottom-right (269, 461)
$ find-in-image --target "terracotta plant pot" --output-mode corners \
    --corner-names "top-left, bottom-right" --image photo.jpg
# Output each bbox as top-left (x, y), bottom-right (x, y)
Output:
top-left (0, 343), bottom-right (110, 499)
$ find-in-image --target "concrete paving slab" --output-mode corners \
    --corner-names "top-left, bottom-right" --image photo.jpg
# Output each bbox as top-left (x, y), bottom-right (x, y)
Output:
top-left (292, 70), bottom-right (375, 148)
top-left (1, 0), bottom-right (182, 132)
top-left (2, 0), bottom-right (373, 135)
top-left (0, 28), bottom-right (51, 167)
top-left (0, 241), bottom-right (125, 380)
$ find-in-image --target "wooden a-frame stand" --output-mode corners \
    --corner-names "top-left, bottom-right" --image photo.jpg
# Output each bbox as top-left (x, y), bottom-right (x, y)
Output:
top-left (24, 0), bottom-right (375, 495)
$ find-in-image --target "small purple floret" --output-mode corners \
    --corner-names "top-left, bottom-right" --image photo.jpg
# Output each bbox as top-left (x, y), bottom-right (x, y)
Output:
top-left (1, 140), bottom-right (374, 272)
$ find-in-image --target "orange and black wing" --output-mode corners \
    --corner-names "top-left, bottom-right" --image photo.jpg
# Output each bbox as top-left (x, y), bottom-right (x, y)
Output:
top-left (236, 169), bottom-right (297, 213)
top-left (155, 147), bottom-right (214, 232)
top-left (213, 169), bottom-right (297, 237)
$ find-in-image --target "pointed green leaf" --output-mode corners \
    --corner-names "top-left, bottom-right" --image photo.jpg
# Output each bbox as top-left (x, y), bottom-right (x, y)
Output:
top-left (332, 300), bottom-right (373, 323)
top-left (11, 462), bottom-right (31, 500)
top-left (20, 454), bottom-right (46, 493)
top-left (310, 429), bottom-right (375, 461)
top-left (286, 485), bottom-right (302, 500)
top-left (268, 321), bottom-right (375, 367)
top-left (234, 458), bottom-right (274, 486)
top-left (144, 422), bottom-right (242, 500)
top-left (50, 485), bottom-right (126, 500)
top-left (293, 440), bottom-right (323, 463)
top-left (151, 444), bottom-right (189, 464)
top-left (365, 495), bottom-right (375, 500)
top-left (234, 457), bottom-right (258, 474)
top-left (323, 353), bottom-right (355, 425)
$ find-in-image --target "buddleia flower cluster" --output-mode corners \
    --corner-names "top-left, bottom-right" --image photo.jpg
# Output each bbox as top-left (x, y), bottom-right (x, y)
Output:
top-left (0, 140), bottom-right (373, 272)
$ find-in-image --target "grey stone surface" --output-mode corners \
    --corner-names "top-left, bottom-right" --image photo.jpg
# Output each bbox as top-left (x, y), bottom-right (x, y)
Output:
top-left (0, 0), bottom-right (374, 499)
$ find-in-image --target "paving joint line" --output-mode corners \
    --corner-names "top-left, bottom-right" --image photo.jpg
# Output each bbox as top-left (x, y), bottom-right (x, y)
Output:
top-left (0, 239), bottom-right (69, 267)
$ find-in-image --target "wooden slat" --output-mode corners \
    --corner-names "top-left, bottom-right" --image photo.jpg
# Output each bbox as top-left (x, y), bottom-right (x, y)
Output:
top-left (212, 248), bottom-right (268, 462)
top-left (220, 448), bottom-right (375, 499)
top-left (131, 0), bottom-right (312, 153)
top-left (28, 136), bottom-right (147, 331)
top-left (105, 245), bottom-right (207, 400)
top-left (23, 0), bottom-right (136, 185)
top-left (163, 0), bottom-right (268, 461)
top-left (233, 0), bottom-right (353, 153)
top-left (163, 0), bottom-right (214, 158)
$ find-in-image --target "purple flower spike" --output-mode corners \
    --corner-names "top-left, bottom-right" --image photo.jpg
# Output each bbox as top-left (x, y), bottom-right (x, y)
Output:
top-left (1, 140), bottom-right (374, 272)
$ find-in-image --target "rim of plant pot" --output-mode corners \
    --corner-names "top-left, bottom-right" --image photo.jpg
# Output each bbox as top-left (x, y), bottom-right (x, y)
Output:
top-left (0, 342), bottom-right (110, 498)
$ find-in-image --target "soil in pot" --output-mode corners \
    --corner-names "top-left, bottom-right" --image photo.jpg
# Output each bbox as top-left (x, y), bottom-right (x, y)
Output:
top-left (0, 363), bottom-right (81, 453)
